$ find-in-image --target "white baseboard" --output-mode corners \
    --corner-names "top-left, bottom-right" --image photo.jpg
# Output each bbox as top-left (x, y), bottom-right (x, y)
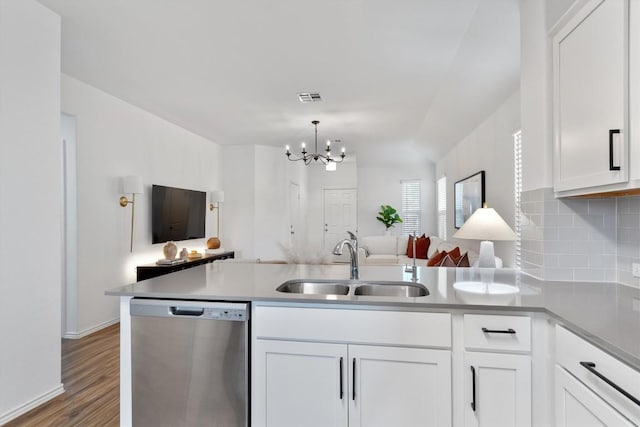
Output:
top-left (0, 384), bottom-right (64, 425)
top-left (63, 317), bottom-right (119, 339)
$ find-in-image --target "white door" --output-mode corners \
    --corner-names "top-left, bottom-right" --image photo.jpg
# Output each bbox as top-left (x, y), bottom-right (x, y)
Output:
top-left (463, 352), bottom-right (531, 427)
top-left (253, 340), bottom-right (348, 427)
top-left (289, 182), bottom-right (301, 247)
top-left (324, 188), bottom-right (357, 249)
top-left (349, 345), bottom-right (452, 427)
top-left (555, 366), bottom-right (634, 427)
top-left (553, 0), bottom-right (628, 192)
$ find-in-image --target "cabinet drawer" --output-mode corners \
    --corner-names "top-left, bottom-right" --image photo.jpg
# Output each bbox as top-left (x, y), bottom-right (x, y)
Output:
top-left (556, 326), bottom-right (640, 423)
top-left (463, 314), bottom-right (531, 352)
top-left (255, 306), bottom-right (451, 348)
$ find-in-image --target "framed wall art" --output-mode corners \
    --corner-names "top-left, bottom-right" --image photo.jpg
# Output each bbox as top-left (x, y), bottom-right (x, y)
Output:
top-left (454, 170), bottom-right (485, 228)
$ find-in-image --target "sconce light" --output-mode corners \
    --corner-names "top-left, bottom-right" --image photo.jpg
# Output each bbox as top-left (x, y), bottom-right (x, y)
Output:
top-left (120, 176), bottom-right (144, 252)
top-left (207, 190), bottom-right (224, 250)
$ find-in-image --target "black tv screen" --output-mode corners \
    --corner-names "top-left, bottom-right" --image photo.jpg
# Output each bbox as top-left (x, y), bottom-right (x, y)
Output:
top-left (151, 185), bottom-right (206, 244)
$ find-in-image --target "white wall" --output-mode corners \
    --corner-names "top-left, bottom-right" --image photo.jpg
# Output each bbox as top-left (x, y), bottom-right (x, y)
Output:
top-left (0, 0), bottom-right (63, 422)
top-left (358, 164), bottom-right (437, 238)
top-left (436, 91), bottom-right (521, 267)
top-left (223, 145), bottom-right (304, 260)
top-left (61, 74), bottom-right (222, 337)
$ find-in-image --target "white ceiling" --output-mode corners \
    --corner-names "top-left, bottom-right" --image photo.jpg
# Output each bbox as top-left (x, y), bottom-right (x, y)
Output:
top-left (37, 0), bottom-right (520, 166)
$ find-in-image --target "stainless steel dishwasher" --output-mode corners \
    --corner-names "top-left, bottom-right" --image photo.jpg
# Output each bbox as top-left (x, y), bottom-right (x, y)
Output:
top-left (130, 298), bottom-right (249, 427)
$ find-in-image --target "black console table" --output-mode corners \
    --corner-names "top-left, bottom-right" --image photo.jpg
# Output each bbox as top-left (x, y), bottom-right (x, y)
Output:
top-left (136, 251), bottom-right (235, 281)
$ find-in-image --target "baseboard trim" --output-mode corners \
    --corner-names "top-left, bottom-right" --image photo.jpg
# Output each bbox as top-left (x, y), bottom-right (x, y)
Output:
top-left (63, 317), bottom-right (119, 339)
top-left (0, 384), bottom-right (64, 425)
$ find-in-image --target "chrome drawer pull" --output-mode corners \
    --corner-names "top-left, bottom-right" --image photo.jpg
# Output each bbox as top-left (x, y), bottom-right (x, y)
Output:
top-left (580, 361), bottom-right (640, 407)
top-left (481, 327), bottom-right (516, 334)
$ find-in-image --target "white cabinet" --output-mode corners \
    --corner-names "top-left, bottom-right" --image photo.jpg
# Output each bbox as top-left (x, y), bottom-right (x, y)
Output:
top-left (555, 326), bottom-right (640, 425)
top-left (459, 314), bottom-right (532, 427)
top-left (463, 352), bottom-right (531, 427)
top-left (552, 0), bottom-right (630, 195)
top-left (253, 340), bottom-right (347, 427)
top-left (252, 306), bottom-right (452, 427)
top-left (555, 365), bottom-right (634, 427)
top-left (349, 345), bottom-right (451, 427)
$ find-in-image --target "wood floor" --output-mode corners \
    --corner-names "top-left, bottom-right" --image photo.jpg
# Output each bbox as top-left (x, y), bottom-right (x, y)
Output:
top-left (6, 323), bottom-right (120, 427)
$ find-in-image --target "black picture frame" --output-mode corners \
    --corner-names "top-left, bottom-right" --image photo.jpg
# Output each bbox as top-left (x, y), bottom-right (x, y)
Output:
top-left (454, 171), bottom-right (485, 229)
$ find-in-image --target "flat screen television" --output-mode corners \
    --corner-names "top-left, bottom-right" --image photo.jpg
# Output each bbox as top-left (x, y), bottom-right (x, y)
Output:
top-left (151, 185), bottom-right (206, 244)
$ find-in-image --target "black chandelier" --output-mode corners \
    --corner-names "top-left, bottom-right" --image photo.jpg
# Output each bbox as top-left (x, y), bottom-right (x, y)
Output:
top-left (285, 120), bottom-right (345, 166)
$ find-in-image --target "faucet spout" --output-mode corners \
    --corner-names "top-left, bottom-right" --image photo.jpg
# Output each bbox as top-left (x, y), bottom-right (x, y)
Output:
top-left (332, 231), bottom-right (359, 280)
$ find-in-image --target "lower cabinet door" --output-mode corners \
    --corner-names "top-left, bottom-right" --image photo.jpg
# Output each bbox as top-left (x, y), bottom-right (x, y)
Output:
top-left (463, 352), bottom-right (531, 427)
top-left (349, 345), bottom-right (452, 427)
top-left (253, 340), bottom-right (348, 427)
top-left (555, 365), bottom-right (634, 427)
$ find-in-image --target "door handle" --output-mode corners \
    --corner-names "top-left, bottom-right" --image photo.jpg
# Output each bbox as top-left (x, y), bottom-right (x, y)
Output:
top-left (352, 358), bottom-right (356, 401)
top-left (609, 129), bottom-right (621, 171)
top-left (580, 361), bottom-right (640, 406)
top-left (470, 365), bottom-right (476, 412)
top-left (339, 357), bottom-right (344, 400)
top-left (482, 327), bottom-right (516, 334)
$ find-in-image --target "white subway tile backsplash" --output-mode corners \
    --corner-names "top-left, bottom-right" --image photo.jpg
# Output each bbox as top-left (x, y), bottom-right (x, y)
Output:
top-left (519, 189), bottom-right (636, 284)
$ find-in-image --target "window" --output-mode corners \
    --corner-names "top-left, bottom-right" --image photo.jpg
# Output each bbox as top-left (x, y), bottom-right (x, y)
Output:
top-left (514, 130), bottom-right (522, 268)
top-left (401, 180), bottom-right (421, 236)
top-left (437, 176), bottom-right (447, 240)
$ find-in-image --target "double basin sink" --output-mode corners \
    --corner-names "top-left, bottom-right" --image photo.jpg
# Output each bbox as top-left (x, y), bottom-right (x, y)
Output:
top-left (276, 279), bottom-right (429, 297)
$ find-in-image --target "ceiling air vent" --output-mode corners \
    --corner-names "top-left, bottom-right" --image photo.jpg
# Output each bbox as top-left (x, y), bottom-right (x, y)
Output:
top-left (298, 92), bottom-right (322, 103)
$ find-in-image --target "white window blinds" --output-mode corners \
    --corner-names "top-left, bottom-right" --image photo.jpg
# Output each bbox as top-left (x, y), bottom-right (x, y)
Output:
top-left (437, 176), bottom-right (447, 240)
top-left (514, 130), bottom-right (522, 268)
top-left (401, 180), bottom-right (421, 236)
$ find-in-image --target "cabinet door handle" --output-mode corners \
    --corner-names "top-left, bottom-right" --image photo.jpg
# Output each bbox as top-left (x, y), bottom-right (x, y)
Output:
top-left (352, 358), bottom-right (356, 401)
top-left (580, 361), bottom-right (640, 407)
top-left (609, 129), bottom-right (621, 171)
top-left (482, 327), bottom-right (516, 334)
top-left (470, 365), bottom-right (477, 412)
top-left (339, 357), bottom-right (344, 400)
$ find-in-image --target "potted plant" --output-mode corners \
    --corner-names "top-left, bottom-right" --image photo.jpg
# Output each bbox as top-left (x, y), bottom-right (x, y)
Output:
top-left (376, 204), bottom-right (403, 232)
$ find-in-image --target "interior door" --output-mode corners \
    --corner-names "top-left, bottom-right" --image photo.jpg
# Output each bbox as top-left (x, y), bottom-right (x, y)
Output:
top-left (289, 182), bottom-right (300, 247)
top-left (323, 188), bottom-right (357, 250)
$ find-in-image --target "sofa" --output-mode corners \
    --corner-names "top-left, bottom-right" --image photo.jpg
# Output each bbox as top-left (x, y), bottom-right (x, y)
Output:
top-left (357, 235), bottom-right (503, 268)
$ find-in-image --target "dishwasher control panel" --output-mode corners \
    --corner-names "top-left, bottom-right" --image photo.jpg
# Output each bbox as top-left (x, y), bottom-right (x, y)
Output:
top-left (205, 307), bottom-right (247, 321)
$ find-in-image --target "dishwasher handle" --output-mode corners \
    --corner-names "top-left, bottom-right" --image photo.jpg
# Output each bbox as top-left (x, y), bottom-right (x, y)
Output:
top-left (170, 306), bottom-right (204, 316)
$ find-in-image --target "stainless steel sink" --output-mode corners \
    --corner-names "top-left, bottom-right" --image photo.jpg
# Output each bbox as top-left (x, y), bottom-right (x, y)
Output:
top-left (353, 282), bottom-right (429, 297)
top-left (276, 280), bottom-right (350, 295)
top-left (276, 279), bottom-right (429, 297)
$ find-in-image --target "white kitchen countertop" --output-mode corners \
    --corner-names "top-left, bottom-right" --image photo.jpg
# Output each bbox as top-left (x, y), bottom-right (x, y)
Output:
top-left (106, 262), bottom-right (640, 370)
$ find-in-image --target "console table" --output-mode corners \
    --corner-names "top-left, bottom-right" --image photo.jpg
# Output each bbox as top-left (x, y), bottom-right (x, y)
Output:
top-left (136, 251), bottom-right (235, 281)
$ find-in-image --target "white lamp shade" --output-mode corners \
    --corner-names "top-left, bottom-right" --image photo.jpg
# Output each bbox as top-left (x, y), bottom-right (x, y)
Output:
top-left (123, 176), bottom-right (144, 194)
top-left (211, 190), bottom-right (224, 203)
top-left (453, 207), bottom-right (516, 241)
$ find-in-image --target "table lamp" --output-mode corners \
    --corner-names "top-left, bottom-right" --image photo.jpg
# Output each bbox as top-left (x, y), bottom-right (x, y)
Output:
top-left (453, 204), bottom-right (516, 267)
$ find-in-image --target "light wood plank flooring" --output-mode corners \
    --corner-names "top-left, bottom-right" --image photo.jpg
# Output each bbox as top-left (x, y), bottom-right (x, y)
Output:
top-left (6, 323), bottom-right (120, 427)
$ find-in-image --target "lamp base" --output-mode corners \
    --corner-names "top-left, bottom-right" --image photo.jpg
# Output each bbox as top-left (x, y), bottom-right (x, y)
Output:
top-left (477, 241), bottom-right (496, 268)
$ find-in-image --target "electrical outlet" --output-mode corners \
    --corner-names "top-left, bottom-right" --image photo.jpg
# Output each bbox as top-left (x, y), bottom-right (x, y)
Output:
top-left (633, 263), bottom-right (640, 278)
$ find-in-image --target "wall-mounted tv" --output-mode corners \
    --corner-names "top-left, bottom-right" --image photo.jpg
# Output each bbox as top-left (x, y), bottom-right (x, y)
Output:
top-left (151, 185), bottom-right (206, 244)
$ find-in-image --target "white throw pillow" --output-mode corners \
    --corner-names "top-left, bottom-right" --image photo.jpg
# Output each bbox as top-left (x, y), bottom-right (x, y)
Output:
top-left (396, 236), bottom-right (409, 255)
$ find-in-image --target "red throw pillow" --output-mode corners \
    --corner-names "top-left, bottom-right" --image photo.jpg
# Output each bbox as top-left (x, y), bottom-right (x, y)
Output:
top-left (416, 235), bottom-right (430, 259)
top-left (427, 250), bottom-right (446, 266)
top-left (456, 252), bottom-right (470, 267)
top-left (447, 246), bottom-right (461, 261)
top-left (439, 254), bottom-right (457, 267)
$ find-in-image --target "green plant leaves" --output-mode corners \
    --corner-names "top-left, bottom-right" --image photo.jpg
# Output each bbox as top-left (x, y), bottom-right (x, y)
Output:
top-left (376, 204), bottom-right (403, 229)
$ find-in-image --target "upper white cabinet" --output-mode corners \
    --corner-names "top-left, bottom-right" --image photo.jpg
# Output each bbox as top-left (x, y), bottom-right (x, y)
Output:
top-left (553, 0), bottom-right (630, 196)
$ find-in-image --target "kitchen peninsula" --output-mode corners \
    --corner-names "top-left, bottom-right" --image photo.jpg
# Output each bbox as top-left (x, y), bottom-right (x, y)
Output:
top-left (107, 262), bottom-right (640, 426)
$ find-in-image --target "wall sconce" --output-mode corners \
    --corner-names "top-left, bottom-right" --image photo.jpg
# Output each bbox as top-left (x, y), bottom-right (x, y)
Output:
top-left (120, 176), bottom-right (144, 252)
top-left (207, 190), bottom-right (224, 249)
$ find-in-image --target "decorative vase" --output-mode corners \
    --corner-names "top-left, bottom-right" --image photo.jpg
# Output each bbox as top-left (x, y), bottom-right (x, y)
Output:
top-left (163, 241), bottom-right (177, 259)
top-left (207, 237), bottom-right (221, 249)
top-left (179, 248), bottom-right (188, 260)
